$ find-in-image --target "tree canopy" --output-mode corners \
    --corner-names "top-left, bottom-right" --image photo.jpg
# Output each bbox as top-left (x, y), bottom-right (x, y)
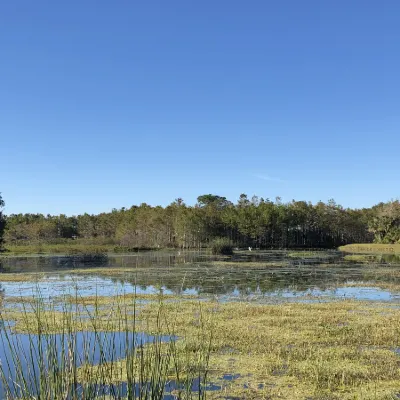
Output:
top-left (368, 200), bottom-right (400, 244)
top-left (4, 193), bottom-right (397, 249)
top-left (0, 193), bottom-right (5, 248)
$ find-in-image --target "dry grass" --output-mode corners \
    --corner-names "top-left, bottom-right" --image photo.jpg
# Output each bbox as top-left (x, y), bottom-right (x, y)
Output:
top-left (344, 254), bottom-right (377, 263)
top-left (0, 273), bottom-right (46, 282)
top-left (340, 243), bottom-right (400, 254)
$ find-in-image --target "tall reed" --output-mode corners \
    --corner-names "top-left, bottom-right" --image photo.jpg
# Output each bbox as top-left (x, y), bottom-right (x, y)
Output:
top-left (0, 292), bottom-right (212, 399)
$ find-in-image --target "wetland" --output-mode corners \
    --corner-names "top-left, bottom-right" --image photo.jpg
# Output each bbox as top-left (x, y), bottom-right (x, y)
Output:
top-left (1, 250), bottom-right (400, 399)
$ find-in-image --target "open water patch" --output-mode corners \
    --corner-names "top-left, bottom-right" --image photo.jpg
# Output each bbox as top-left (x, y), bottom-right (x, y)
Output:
top-left (0, 329), bottom-right (174, 398)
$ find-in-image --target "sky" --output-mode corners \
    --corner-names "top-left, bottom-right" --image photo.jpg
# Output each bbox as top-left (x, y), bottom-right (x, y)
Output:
top-left (1, 0), bottom-right (399, 215)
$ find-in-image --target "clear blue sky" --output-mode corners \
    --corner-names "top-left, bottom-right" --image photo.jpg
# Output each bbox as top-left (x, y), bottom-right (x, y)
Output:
top-left (1, 0), bottom-right (399, 215)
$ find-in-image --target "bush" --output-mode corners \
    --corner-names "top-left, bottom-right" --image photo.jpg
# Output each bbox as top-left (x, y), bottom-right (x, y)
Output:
top-left (210, 238), bottom-right (234, 255)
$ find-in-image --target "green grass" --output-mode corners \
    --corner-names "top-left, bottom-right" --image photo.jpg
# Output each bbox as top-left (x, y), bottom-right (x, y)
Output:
top-left (339, 243), bottom-right (400, 254)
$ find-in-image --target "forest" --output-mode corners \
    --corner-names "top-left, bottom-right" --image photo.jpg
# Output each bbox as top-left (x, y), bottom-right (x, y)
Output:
top-left (1, 193), bottom-right (399, 250)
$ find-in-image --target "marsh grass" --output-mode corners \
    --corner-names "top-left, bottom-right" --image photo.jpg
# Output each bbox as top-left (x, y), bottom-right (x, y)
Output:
top-left (33, 296), bottom-right (400, 399)
top-left (344, 254), bottom-right (377, 263)
top-left (287, 251), bottom-right (326, 258)
top-left (339, 243), bottom-right (400, 254)
top-left (2, 251), bottom-right (400, 398)
top-left (0, 293), bottom-right (212, 400)
top-left (0, 273), bottom-right (46, 282)
top-left (138, 300), bottom-right (400, 399)
top-left (208, 261), bottom-right (287, 268)
top-left (2, 291), bottom-right (400, 398)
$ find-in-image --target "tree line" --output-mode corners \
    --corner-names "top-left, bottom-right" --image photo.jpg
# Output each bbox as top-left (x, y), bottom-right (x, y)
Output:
top-left (1, 193), bottom-right (399, 249)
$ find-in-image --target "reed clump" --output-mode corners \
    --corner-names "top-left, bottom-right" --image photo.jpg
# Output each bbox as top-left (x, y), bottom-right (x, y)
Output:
top-left (0, 294), bottom-right (212, 400)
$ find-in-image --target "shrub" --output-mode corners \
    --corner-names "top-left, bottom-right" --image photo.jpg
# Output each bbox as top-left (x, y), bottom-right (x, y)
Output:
top-left (210, 238), bottom-right (233, 255)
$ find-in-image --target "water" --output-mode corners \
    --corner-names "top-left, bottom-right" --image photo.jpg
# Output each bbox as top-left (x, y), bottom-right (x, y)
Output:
top-left (1, 276), bottom-right (173, 298)
top-left (0, 328), bottom-right (230, 399)
top-left (0, 329), bottom-right (173, 398)
top-left (1, 250), bottom-right (400, 304)
top-left (0, 330), bottom-right (171, 367)
top-left (1, 250), bottom-right (400, 398)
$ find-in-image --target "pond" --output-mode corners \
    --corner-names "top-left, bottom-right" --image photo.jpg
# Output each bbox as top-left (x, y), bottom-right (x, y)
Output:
top-left (1, 250), bottom-right (400, 304)
top-left (1, 250), bottom-right (400, 399)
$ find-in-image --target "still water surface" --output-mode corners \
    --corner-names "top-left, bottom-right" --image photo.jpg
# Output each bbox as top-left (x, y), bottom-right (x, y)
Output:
top-left (1, 250), bottom-right (400, 303)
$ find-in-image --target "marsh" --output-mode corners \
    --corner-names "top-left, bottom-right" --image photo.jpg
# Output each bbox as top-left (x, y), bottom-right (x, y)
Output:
top-left (1, 250), bottom-right (400, 399)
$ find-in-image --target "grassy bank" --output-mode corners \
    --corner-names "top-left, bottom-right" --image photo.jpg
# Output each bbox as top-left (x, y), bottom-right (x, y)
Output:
top-left (339, 243), bottom-right (400, 254)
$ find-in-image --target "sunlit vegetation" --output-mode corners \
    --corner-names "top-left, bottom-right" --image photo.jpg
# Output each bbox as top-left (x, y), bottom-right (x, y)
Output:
top-left (287, 251), bottom-right (325, 258)
top-left (367, 200), bottom-right (400, 244)
top-left (1, 194), bottom-right (376, 254)
top-left (2, 293), bottom-right (400, 399)
top-left (2, 194), bottom-right (400, 257)
top-left (2, 190), bottom-right (400, 399)
top-left (0, 194), bottom-right (5, 250)
top-left (340, 243), bottom-right (400, 254)
top-left (0, 295), bottom-right (212, 399)
top-left (1, 250), bottom-right (400, 398)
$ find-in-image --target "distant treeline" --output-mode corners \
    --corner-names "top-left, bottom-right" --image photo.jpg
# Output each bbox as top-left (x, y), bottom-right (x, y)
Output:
top-left (1, 194), bottom-right (400, 249)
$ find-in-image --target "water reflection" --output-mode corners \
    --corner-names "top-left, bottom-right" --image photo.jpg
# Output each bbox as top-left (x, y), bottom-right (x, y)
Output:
top-left (0, 250), bottom-right (400, 303)
top-left (0, 251), bottom-right (210, 272)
